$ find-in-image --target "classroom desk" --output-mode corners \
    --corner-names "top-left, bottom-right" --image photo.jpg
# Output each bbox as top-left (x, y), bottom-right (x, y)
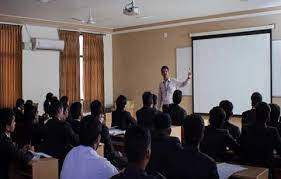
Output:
top-left (230, 165), bottom-right (268, 179)
top-left (9, 158), bottom-right (59, 179)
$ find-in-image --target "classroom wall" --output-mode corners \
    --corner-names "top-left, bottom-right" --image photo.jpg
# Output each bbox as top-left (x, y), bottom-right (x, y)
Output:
top-left (21, 25), bottom-right (113, 113)
top-left (112, 13), bottom-right (281, 117)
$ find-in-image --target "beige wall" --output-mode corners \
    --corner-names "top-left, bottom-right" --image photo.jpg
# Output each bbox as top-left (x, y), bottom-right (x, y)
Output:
top-left (112, 13), bottom-right (281, 118)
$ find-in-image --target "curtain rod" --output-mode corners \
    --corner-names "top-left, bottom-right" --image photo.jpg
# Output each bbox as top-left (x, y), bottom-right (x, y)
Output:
top-left (0, 22), bottom-right (108, 35)
top-left (59, 28), bottom-right (107, 36)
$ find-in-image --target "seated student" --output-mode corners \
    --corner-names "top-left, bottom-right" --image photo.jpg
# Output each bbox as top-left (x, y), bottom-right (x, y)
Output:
top-left (69, 102), bottom-right (83, 134)
top-left (168, 90), bottom-right (187, 126)
top-left (152, 94), bottom-right (161, 114)
top-left (267, 103), bottom-right (281, 135)
top-left (200, 107), bottom-right (240, 162)
top-left (242, 92), bottom-right (262, 131)
top-left (13, 105), bottom-right (42, 149)
top-left (61, 115), bottom-right (118, 179)
top-left (147, 112), bottom-right (182, 177)
top-left (219, 100), bottom-right (241, 141)
top-left (112, 95), bottom-right (136, 130)
top-left (13, 98), bottom-right (25, 122)
top-left (40, 93), bottom-right (53, 124)
top-left (38, 100), bottom-right (79, 169)
top-left (60, 96), bottom-right (69, 108)
top-left (111, 126), bottom-right (158, 179)
top-left (136, 92), bottom-right (157, 130)
top-left (91, 100), bottom-right (127, 169)
top-left (168, 114), bottom-right (219, 179)
top-left (241, 102), bottom-right (281, 167)
top-left (0, 108), bottom-right (34, 179)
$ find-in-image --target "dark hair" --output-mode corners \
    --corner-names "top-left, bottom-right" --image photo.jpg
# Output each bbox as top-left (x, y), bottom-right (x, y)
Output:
top-left (79, 115), bottom-right (102, 146)
top-left (209, 106), bottom-right (226, 128)
top-left (0, 108), bottom-right (15, 132)
top-left (251, 92), bottom-right (262, 107)
top-left (70, 102), bottom-right (82, 119)
top-left (269, 104), bottom-right (280, 125)
top-left (90, 100), bottom-right (104, 116)
top-left (173, 90), bottom-right (182, 104)
top-left (154, 112), bottom-right (171, 130)
top-left (46, 92), bottom-right (54, 100)
top-left (255, 102), bottom-right (271, 124)
top-left (60, 96), bottom-right (68, 105)
top-left (49, 99), bottom-right (63, 117)
top-left (24, 105), bottom-right (38, 122)
top-left (25, 100), bottom-right (33, 107)
top-left (219, 100), bottom-right (233, 120)
top-left (183, 114), bottom-right (205, 146)
top-left (152, 94), bottom-right (157, 106)
top-left (161, 66), bottom-right (169, 72)
top-left (15, 98), bottom-right (24, 108)
top-left (125, 126), bottom-right (151, 162)
top-left (142, 92), bottom-right (153, 107)
top-left (44, 100), bottom-right (51, 114)
top-left (116, 95), bottom-right (127, 110)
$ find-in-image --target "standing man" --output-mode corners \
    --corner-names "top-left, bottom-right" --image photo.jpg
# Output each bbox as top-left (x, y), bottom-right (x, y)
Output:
top-left (158, 66), bottom-right (192, 112)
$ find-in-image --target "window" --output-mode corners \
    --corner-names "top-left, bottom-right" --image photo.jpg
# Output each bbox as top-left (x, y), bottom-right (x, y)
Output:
top-left (79, 34), bottom-right (84, 101)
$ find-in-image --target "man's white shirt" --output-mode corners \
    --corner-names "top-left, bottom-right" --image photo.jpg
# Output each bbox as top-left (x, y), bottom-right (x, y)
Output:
top-left (61, 145), bottom-right (118, 179)
top-left (158, 77), bottom-right (190, 108)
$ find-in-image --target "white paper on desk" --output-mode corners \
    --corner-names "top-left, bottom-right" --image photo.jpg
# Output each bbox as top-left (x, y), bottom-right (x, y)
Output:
top-left (109, 128), bottom-right (126, 136)
top-left (29, 150), bottom-right (52, 159)
top-left (217, 163), bottom-right (247, 179)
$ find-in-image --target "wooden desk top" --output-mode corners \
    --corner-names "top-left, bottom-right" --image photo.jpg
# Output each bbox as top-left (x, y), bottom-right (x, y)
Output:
top-left (231, 165), bottom-right (268, 179)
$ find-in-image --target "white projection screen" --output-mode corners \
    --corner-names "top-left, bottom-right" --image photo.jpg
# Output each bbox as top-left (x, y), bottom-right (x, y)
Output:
top-left (193, 30), bottom-right (272, 115)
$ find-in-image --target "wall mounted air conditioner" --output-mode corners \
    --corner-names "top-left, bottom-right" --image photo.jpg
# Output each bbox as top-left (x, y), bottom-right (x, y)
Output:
top-left (31, 38), bottom-right (65, 51)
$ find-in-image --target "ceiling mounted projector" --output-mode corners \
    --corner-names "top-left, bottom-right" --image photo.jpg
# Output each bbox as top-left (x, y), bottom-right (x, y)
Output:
top-left (123, 0), bottom-right (140, 16)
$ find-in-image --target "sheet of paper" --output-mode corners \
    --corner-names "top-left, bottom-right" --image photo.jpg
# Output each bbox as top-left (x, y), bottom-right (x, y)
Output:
top-left (217, 163), bottom-right (247, 179)
top-left (109, 128), bottom-right (126, 136)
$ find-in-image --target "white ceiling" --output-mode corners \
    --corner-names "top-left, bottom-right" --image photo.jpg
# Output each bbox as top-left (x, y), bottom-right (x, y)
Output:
top-left (1, 0), bottom-right (281, 29)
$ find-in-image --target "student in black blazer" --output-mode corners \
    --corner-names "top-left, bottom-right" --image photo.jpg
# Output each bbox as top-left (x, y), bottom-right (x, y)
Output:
top-left (219, 100), bottom-right (241, 141)
top-left (241, 102), bottom-right (281, 168)
top-left (111, 95), bottom-right (136, 130)
top-left (0, 108), bottom-right (34, 179)
top-left (200, 107), bottom-right (240, 162)
top-left (147, 112), bottom-right (182, 177)
top-left (136, 92), bottom-right (157, 130)
top-left (91, 100), bottom-right (127, 169)
top-left (267, 103), bottom-right (281, 135)
top-left (38, 100), bottom-right (79, 170)
top-left (168, 90), bottom-right (187, 126)
top-left (13, 98), bottom-right (25, 123)
top-left (68, 102), bottom-right (83, 135)
top-left (241, 92), bottom-right (262, 131)
top-left (168, 114), bottom-right (219, 179)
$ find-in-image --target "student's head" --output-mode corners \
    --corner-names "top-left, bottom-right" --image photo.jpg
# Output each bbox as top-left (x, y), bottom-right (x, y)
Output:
top-left (46, 92), bottom-right (54, 101)
top-left (209, 106), bottom-right (226, 128)
top-left (161, 65), bottom-right (169, 80)
top-left (152, 94), bottom-right (157, 107)
top-left (125, 126), bottom-right (151, 167)
top-left (154, 112), bottom-right (172, 135)
top-left (0, 108), bottom-right (16, 134)
top-left (24, 105), bottom-right (38, 122)
top-left (183, 114), bottom-right (205, 147)
top-left (79, 115), bottom-right (103, 149)
top-left (255, 102), bottom-right (271, 124)
top-left (70, 102), bottom-right (83, 120)
top-left (269, 104), bottom-right (280, 125)
top-left (90, 100), bottom-right (104, 116)
top-left (251, 92), bottom-right (262, 108)
top-left (116, 95), bottom-right (127, 110)
top-left (62, 104), bottom-right (69, 121)
top-left (219, 100), bottom-right (233, 121)
top-left (49, 99), bottom-right (64, 120)
top-left (15, 98), bottom-right (24, 110)
top-left (25, 100), bottom-right (33, 107)
top-left (60, 96), bottom-right (69, 106)
top-left (173, 90), bottom-right (182, 104)
top-left (142, 92), bottom-right (153, 107)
